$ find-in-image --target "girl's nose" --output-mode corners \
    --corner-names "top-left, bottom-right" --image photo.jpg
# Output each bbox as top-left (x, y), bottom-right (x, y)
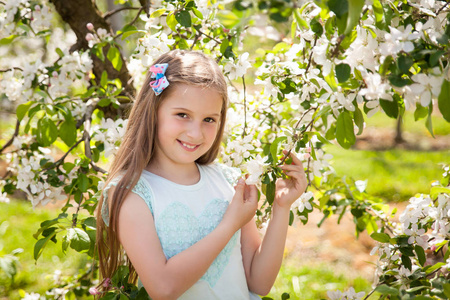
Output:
top-left (186, 121), bottom-right (203, 140)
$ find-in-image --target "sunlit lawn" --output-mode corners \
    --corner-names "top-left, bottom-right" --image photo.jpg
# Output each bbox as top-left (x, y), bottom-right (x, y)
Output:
top-left (0, 200), bottom-right (89, 300)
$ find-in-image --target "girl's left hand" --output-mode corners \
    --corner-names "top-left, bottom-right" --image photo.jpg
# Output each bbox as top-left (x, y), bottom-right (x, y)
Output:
top-left (274, 150), bottom-right (307, 209)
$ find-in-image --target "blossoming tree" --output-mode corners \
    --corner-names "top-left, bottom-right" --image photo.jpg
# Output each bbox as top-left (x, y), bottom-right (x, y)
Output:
top-left (0, 0), bottom-right (449, 299)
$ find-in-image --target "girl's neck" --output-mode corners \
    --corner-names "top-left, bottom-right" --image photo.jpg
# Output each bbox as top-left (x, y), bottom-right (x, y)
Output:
top-left (145, 161), bottom-right (201, 185)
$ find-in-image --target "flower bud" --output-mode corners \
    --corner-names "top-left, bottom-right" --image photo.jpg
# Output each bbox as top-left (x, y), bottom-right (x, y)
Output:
top-left (86, 23), bottom-right (94, 31)
top-left (103, 278), bottom-right (111, 288)
top-left (85, 33), bottom-right (94, 41)
top-left (34, 5), bottom-right (41, 11)
top-left (89, 287), bottom-right (100, 295)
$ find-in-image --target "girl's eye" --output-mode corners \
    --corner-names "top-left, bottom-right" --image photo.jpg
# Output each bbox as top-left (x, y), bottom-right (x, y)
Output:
top-left (177, 113), bottom-right (188, 118)
top-left (204, 117), bottom-right (216, 123)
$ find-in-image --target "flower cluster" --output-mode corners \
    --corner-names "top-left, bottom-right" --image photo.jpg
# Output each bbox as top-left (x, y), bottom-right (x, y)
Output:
top-left (91, 118), bottom-right (128, 158)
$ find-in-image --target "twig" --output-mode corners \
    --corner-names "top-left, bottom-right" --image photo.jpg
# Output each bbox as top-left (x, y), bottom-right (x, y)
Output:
top-left (0, 67), bottom-right (24, 72)
top-left (330, 34), bottom-right (345, 58)
top-left (104, 6), bottom-right (141, 19)
top-left (41, 138), bottom-right (84, 172)
top-left (114, 7), bottom-right (144, 39)
top-left (83, 115), bottom-right (107, 174)
top-left (304, 36), bottom-right (318, 74)
top-left (76, 99), bottom-right (99, 129)
top-left (436, 2), bottom-right (449, 15)
top-left (241, 75), bottom-right (247, 138)
top-left (0, 119), bottom-right (20, 154)
top-left (277, 107), bottom-right (318, 166)
top-left (197, 28), bottom-right (221, 44)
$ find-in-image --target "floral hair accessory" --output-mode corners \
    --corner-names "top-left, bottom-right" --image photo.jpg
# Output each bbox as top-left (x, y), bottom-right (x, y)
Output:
top-left (149, 63), bottom-right (169, 96)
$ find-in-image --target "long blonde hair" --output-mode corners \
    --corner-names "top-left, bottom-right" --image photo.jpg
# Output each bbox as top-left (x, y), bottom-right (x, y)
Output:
top-left (96, 50), bottom-right (228, 288)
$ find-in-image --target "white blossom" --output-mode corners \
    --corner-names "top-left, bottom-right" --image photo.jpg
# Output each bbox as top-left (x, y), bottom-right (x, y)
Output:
top-left (224, 52), bottom-right (251, 80)
top-left (292, 191), bottom-right (314, 213)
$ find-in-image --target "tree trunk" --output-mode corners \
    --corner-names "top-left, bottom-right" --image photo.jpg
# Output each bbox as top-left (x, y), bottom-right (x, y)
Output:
top-left (49, 0), bottom-right (135, 100)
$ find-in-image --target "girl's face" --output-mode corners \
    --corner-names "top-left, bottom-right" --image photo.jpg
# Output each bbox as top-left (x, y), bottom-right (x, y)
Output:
top-left (153, 83), bottom-right (223, 170)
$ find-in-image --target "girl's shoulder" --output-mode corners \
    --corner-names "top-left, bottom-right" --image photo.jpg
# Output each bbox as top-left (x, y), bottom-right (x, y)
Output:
top-left (101, 173), bottom-right (154, 227)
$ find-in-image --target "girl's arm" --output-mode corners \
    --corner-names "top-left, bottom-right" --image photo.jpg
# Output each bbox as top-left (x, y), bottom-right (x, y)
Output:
top-left (241, 151), bottom-right (307, 296)
top-left (117, 178), bottom-right (257, 300)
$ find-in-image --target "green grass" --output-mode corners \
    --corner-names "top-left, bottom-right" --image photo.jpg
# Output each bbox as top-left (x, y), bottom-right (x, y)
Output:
top-left (325, 145), bottom-right (448, 202)
top-left (268, 261), bottom-right (375, 299)
top-left (366, 110), bottom-right (450, 136)
top-left (0, 200), bottom-right (89, 300)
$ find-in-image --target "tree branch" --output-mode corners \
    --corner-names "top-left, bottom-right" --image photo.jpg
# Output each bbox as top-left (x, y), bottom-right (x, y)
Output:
top-left (0, 119), bottom-right (20, 154)
top-left (0, 67), bottom-right (23, 72)
top-left (113, 7), bottom-right (144, 40)
top-left (41, 138), bottom-right (84, 172)
top-left (436, 2), bottom-right (449, 15)
top-left (242, 75), bottom-right (248, 138)
top-left (103, 6), bottom-right (141, 19)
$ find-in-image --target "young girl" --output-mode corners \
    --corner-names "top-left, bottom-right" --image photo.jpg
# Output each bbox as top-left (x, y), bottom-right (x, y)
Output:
top-left (96, 50), bottom-right (307, 299)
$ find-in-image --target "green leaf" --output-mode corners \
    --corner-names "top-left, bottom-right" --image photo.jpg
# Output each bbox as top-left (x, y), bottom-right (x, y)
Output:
top-left (344, 0), bottom-right (364, 34)
top-left (100, 70), bottom-right (108, 88)
top-left (220, 39), bottom-right (229, 55)
top-left (424, 262), bottom-right (444, 274)
top-left (192, 8), bottom-right (203, 19)
top-left (93, 42), bottom-right (106, 62)
top-left (438, 80), bottom-right (450, 122)
top-left (36, 117), bottom-right (58, 147)
top-left (166, 12), bottom-right (178, 32)
top-left (59, 118), bottom-right (77, 146)
top-left (374, 284), bottom-right (399, 295)
top-left (354, 106), bottom-right (364, 135)
top-left (443, 283), bottom-right (450, 299)
top-left (67, 228), bottom-right (90, 252)
top-left (401, 254), bottom-right (412, 270)
top-left (310, 18), bottom-right (323, 36)
top-left (372, 0), bottom-right (384, 28)
top-left (175, 10), bottom-right (192, 28)
top-left (371, 232), bottom-right (390, 243)
top-left (327, 0), bottom-right (348, 18)
top-left (430, 186), bottom-right (450, 199)
top-left (293, 8), bottom-right (309, 29)
top-left (178, 38), bottom-right (189, 49)
top-left (430, 50), bottom-right (446, 67)
top-left (270, 136), bottom-right (287, 165)
top-left (34, 232), bottom-right (57, 260)
top-left (336, 111), bottom-right (356, 149)
top-left (16, 101), bottom-right (34, 121)
top-left (0, 35), bottom-right (18, 45)
top-left (78, 173), bottom-right (89, 193)
top-left (335, 63), bottom-right (351, 83)
top-left (150, 8), bottom-right (166, 18)
top-left (415, 245), bottom-right (426, 267)
top-left (264, 180), bottom-right (276, 205)
top-left (414, 104), bottom-right (428, 121)
top-left (388, 74), bottom-right (410, 87)
top-left (107, 46), bottom-right (123, 72)
top-left (397, 54), bottom-right (413, 74)
top-left (379, 99), bottom-right (398, 119)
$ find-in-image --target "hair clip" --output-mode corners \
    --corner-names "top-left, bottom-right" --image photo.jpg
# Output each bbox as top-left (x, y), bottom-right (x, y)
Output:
top-left (149, 63), bottom-right (169, 96)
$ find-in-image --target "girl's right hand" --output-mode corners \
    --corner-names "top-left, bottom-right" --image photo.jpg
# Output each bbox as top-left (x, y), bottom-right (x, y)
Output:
top-left (223, 178), bottom-right (258, 231)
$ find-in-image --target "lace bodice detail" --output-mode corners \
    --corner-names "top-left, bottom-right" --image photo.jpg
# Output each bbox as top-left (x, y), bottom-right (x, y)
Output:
top-left (101, 177), bottom-right (153, 227)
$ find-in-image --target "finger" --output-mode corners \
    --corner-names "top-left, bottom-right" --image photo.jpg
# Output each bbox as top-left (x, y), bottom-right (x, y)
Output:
top-left (246, 184), bottom-right (258, 203)
top-left (280, 164), bottom-right (305, 172)
top-left (284, 171), bottom-right (307, 183)
top-left (234, 178), bottom-right (245, 199)
top-left (287, 151), bottom-right (304, 166)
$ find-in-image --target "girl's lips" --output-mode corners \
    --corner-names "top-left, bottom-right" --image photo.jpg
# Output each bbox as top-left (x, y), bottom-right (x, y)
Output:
top-left (177, 140), bottom-right (200, 152)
